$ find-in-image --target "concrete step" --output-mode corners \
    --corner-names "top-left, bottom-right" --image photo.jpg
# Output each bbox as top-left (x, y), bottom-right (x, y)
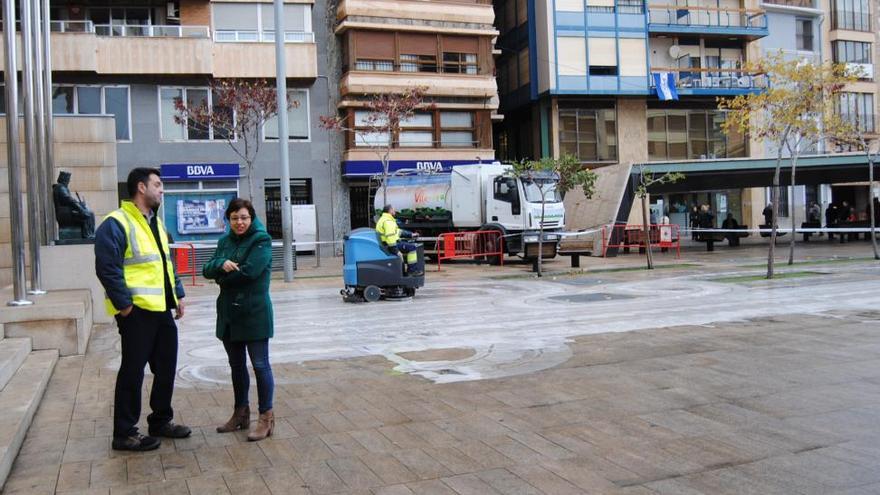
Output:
top-left (0, 338), bottom-right (32, 392)
top-left (0, 350), bottom-right (58, 491)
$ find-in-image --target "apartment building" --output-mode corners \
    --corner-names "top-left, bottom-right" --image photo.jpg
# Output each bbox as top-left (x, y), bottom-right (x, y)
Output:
top-left (333, 0), bottom-right (499, 228)
top-left (5, 0), bottom-right (338, 249)
top-left (495, 0), bottom-right (879, 232)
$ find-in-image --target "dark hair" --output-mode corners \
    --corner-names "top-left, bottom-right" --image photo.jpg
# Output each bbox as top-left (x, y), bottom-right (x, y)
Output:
top-left (382, 204), bottom-right (393, 213)
top-left (225, 198), bottom-right (256, 220)
top-left (126, 167), bottom-right (161, 198)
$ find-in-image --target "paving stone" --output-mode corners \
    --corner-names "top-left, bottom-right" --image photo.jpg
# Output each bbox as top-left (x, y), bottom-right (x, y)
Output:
top-left (145, 479), bottom-right (187, 495)
top-left (223, 470), bottom-right (272, 494)
top-left (256, 466), bottom-right (310, 495)
top-left (193, 446), bottom-right (237, 475)
top-left (506, 463), bottom-right (585, 495)
top-left (159, 451), bottom-right (200, 480)
top-left (294, 461), bottom-right (347, 495)
top-left (125, 454), bottom-right (163, 485)
top-left (404, 479), bottom-right (458, 494)
top-left (326, 456), bottom-right (384, 489)
top-left (474, 468), bottom-right (543, 495)
top-left (358, 454), bottom-right (418, 485)
top-left (226, 442), bottom-right (271, 470)
top-left (391, 449), bottom-right (453, 480)
top-left (185, 474), bottom-right (231, 495)
top-left (57, 461), bottom-right (93, 492)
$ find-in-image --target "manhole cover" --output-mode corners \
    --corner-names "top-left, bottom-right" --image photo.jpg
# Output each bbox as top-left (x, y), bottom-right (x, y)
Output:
top-left (552, 277), bottom-right (605, 286)
top-left (548, 292), bottom-right (634, 303)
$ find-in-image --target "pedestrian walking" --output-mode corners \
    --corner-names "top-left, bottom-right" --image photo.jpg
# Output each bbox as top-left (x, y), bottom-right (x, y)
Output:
top-left (94, 167), bottom-right (191, 451)
top-left (203, 198), bottom-right (276, 441)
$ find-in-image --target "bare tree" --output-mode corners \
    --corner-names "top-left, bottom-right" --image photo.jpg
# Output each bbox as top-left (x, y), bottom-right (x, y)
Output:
top-left (174, 79), bottom-right (294, 200)
top-left (635, 165), bottom-right (684, 270)
top-left (320, 86), bottom-right (430, 210)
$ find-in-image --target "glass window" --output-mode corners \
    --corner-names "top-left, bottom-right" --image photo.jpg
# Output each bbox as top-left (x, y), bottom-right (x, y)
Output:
top-left (265, 89), bottom-right (309, 140)
top-left (796, 18), bottom-right (813, 51)
top-left (440, 112), bottom-right (474, 147)
top-left (186, 89), bottom-right (210, 140)
top-left (104, 87), bottom-right (130, 140)
top-left (354, 110), bottom-right (390, 147)
top-left (558, 108), bottom-right (618, 162)
top-left (832, 0), bottom-right (871, 31)
top-left (442, 53), bottom-right (478, 74)
top-left (160, 88), bottom-right (185, 140)
top-left (647, 110), bottom-right (743, 160)
top-left (76, 87), bottom-right (101, 114)
top-left (52, 86), bottom-right (75, 114)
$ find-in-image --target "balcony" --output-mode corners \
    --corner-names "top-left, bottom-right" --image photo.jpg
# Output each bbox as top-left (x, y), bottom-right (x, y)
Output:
top-left (6, 21), bottom-right (317, 78)
top-left (336, 0), bottom-right (496, 34)
top-left (340, 72), bottom-right (497, 100)
top-left (651, 68), bottom-right (767, 95)
top-left (648, 4), bottom-right (769, 39)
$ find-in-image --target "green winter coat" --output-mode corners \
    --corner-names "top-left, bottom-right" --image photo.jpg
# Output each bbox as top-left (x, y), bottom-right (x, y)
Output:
top-left (202, 218), bottom-right (274, 342)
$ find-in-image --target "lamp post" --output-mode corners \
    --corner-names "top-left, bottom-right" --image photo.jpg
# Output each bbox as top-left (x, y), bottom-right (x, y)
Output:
top-left (273, 0), bottom-right (294, 282)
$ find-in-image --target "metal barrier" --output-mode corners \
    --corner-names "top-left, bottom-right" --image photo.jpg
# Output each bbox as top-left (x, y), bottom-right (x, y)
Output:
top-left (602, 224), bottom-right (681, 258)
top-left (437, 230), bottom-right (504, 270)
top-left (171, 243), bottom-right (202, 287)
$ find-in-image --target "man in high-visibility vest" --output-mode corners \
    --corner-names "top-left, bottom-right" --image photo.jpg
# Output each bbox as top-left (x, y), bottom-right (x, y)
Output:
top-left (95, 167), bottom-right (191, 451)
top-left (376, 204), bottom-right (423, 276)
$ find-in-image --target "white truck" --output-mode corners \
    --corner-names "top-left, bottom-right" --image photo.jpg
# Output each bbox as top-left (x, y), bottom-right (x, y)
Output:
top-left (374, 163), bottom-right (565, 261)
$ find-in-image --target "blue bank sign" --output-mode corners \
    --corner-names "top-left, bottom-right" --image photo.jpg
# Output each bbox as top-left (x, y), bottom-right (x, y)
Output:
top-left (161, 163), bottom-right (240, 181)
top-left (343, 159), bottom-right (493, 177)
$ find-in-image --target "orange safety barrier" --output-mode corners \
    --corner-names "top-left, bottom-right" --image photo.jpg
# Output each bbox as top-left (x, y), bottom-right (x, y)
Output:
top-left (171, 243), bottom-right (203, 287)
top-left (601, 224), bottom-right (681, 259)
top-left (437, 230), bottom-right (504, 270)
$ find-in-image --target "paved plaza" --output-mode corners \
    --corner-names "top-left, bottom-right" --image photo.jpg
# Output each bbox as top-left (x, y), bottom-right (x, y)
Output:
top-left (3, 243), bottom-right (880, 494)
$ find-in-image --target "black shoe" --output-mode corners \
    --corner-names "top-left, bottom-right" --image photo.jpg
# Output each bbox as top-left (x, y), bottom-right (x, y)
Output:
top-left (148, 422), bottom-right (192, 439)
top-left (112, 433), bottom-right (160, 451)
top-left (409, 270), bottom-right (424, 277)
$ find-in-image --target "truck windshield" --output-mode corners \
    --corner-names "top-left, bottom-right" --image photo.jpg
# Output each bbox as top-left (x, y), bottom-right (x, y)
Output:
top-left (523, 179), bottom-right (562, 203)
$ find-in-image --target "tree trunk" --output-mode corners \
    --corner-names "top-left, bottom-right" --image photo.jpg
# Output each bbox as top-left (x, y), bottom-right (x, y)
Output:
top-left (870, 154), bottom-right (879, 260)
top-left (536, 198), bottom-right (545, 277)
top-left (641, 195), bottom-right (654, 270)
top-left (247, 164), bottom-right (255, 201)
top-left (768, 157), bottom-right (782, 279)
top-left (788, 153), bottom-right (799, 265)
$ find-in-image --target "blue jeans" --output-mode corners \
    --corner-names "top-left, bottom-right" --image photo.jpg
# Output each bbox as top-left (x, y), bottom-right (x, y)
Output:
top-left (222, 339), bottom-right (274, 413)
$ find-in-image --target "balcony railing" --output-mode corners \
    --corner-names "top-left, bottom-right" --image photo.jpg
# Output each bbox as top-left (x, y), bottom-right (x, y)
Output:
top-left (49, 20), bottom-right (95, 33)
top-left (213, 30), bottom-right (316, 43)
top-left (651, 68), bottom-right (768, 90)
top-left (762, 0), bottom-right (815, 7)
top-left (649, 5), bottom-right (768, 29)
top-left (94, 24), bottom-right (209, 38)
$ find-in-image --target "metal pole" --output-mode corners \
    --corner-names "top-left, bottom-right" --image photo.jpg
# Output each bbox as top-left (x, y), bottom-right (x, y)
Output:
top-left (41, 0), bottom-right (56, 243)
top-left (22, 0), bottom-right (45, 294)
top-left (32, 0), bottom-right (48, 246)
top-left (3, 0), bottom-right (33, 306)
top-left (274, 0), bottom-right (294, 282)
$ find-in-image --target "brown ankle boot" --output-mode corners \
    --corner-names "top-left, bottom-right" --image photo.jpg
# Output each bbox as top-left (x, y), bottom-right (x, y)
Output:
top-left (247, 410), bottom-right (274, 441)
top-left (216, 405), bottom-right (250, 433)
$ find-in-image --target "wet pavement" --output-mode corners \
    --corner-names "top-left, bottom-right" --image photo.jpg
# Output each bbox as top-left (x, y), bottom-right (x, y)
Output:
top-left (3, 242), bottom-right (880, 494)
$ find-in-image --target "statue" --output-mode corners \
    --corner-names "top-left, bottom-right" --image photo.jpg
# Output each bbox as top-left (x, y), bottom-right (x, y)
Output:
top-left (53, 171), bottom-right (96, 241)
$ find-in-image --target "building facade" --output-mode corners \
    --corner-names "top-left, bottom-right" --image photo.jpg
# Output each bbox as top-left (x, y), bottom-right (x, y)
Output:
top-left (333, 0), bottom-right (499, 228)
top-left (495, 0), bottom-right (878, 233)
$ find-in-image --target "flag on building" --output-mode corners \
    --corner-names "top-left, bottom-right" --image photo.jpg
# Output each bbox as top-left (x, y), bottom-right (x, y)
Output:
top-left (654, 72), bottom-right (679, 101)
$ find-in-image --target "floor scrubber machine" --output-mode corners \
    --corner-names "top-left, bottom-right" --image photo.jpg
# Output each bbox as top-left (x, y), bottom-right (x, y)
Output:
top-left (341, 228), bottom-right (425, 302)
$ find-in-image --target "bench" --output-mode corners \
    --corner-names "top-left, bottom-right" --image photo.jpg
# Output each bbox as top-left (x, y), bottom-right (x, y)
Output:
top-left (558, 238), bottom-right (594, 268)
top-left (758, 224), bottom-right (787, 238)
top-left (693, 230), bottom-right (726, 251)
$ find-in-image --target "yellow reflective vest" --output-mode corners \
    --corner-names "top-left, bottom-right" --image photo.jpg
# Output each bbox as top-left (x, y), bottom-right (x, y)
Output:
top-left (103, 201), bottom-right (178, 315)
top-left (375, 212), bottom-right (401, 246)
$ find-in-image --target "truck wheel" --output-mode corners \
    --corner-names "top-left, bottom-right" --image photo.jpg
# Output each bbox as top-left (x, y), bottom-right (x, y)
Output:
top-left (363, 285), bottom-right (382, 302)
top-left (485, 230), bottom-right (503, 265)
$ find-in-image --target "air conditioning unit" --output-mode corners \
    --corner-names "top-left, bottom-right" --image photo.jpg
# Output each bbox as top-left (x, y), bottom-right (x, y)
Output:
top-left (167, 1), bottom-right (180, 20)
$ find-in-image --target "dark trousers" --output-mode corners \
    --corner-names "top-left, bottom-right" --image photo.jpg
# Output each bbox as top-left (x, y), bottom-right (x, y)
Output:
top-left (113, 307), bottom-right (178, 438)
top-left (222, 339), bottom-right (274, 414)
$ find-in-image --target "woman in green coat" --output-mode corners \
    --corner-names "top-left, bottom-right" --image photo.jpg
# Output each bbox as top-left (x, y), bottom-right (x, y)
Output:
top-left (202, 198), bottom-right (275, 441)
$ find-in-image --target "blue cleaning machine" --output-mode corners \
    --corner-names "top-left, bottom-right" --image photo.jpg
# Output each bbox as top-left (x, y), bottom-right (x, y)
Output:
top-left (341, 228), bottom-right (425, 302)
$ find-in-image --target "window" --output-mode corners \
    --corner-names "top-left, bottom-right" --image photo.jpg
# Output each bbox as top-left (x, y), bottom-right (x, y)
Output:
top-left (617, 0), bottom-right (645, 14)
top-left (400, 54), bottom-right (437, 73)
top-left (443, 53), bottom-right (478, 74)
top-left (839, 92), bottom-right (875, 132)
top-left (833, 40), bottom-right (873, 67)
top-left (647, 110), bottom-right (744, 160)
top-left (399, 112), bottom-right (434, 147)
top-left (796, 18), bottom-right (813, 51)
top-left (264, 89), bottom-right (310, 141)
top-left (831, 0), bottom-right (871, 31)
top-left (351, 110), bottom-right (479, 149)
top-left (213, 3), bottom-right (312, 42)
top-left (440, 112), bottom-right (475, 147)
top-left (159, 87), bottom-right (231, 142)
top-left (47, 85), bottom-right (130, 141)
top-left (558, 108), bottom-right (617, 162)
top-left (355, 59), bottom-right (394, 71)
